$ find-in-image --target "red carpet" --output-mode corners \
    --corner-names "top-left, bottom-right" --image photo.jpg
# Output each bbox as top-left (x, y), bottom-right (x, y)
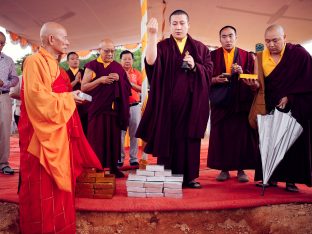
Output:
top-left (1, 136), bottom-right (312, 212)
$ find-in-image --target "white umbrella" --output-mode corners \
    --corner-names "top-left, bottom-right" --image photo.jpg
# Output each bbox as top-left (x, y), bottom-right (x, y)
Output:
top-left (257, 108), bottom-right (303, 195)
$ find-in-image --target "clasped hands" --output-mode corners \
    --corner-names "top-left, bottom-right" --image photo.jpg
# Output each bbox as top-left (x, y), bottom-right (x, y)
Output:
top-left (99, 73), bottom-right (119, 85)
top-left (75, 71), bottom-right (82, 83)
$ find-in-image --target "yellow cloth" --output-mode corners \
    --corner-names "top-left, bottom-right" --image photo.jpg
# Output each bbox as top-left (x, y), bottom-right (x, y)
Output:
top-left (23, 47), bottom-right (76, 192)
top-left (174, 36), bottom-right (187, 54)
top-left (97, 56), bottom-right (111, 68)
top-left (89, 56), bottom-right (112, 80)
top-left (262, 46), bottom-right (285, 77)
top-left (223, 47), bottom-right (235, 74)
top-left (69, 67), bottom-right (79, 75)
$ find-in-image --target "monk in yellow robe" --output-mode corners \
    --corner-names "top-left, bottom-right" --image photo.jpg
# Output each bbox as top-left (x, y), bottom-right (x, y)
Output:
top-left (19, 22), bottom-right (102, 234)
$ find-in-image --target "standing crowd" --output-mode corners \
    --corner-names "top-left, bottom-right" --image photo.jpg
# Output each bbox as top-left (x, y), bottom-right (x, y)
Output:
top-left (0, 9), bottom-right (311, 234)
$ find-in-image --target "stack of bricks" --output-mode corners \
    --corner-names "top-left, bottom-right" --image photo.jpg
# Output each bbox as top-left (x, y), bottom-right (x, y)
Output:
top-left (76, 168), bottom-right (115, 199)
top-left (126, 165), bottom-right (183, 198)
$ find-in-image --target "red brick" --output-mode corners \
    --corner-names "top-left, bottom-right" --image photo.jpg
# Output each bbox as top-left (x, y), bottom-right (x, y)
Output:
top-left (76, 183), bottom-right (94, 190)
top-left (93, 194), bottom-right (113, 199)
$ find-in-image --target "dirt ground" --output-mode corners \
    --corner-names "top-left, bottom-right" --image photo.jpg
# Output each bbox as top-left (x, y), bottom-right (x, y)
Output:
top-left (1, 202), bottom-right (312, 234)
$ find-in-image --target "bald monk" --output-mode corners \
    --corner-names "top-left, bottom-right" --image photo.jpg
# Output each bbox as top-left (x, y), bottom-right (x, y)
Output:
top-left (81, 39), bottom-right (130, 178)
top-left (249, 24), bottom-right (312, 192)
top-left (136, 10), bottom-right (213, 188)
top-left (19, 22), bottom-right (102, 233)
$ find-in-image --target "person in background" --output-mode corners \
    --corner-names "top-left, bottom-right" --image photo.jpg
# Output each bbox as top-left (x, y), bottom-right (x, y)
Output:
top-left (207, 25), bottom-right (258, 183)
top-left (66, 51), bottom-right (83, 90)
top-left (249, 24), bottom-right (312, 192)
top-left (66, 51), bottom-right (88, 134)
top-left (118, 50), bottom-right (142, 168)
top-left (9, 59), bottom-right (25, 126)
top-left (81, 39), bottom-right (130, 178)
top-left (0, 31), bottom-right (19, 175)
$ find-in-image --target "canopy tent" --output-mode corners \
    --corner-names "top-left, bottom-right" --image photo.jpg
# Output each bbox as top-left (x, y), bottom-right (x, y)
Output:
top-left (1, 0), bottom-right (312, 52)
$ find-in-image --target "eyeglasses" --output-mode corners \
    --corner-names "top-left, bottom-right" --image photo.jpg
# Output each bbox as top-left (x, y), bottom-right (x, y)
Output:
top-left (0, 42), bottom-right (6, 46)
top-left (102, 49), bottom-right (115, 54)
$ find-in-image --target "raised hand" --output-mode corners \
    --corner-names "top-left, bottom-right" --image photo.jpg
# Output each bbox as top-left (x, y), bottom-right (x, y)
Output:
top-left (147, 18), bottom-right (158, 35)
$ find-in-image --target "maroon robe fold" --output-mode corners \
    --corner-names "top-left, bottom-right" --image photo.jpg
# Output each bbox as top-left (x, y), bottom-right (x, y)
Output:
top-left (208, 47), bottom-right (258, 171)
top-left (136, 34), bottom-right (213, 183)
top-left (85, 59), bottom-right (130, 169)
top-left (255, 43), bottom-right (312, 186)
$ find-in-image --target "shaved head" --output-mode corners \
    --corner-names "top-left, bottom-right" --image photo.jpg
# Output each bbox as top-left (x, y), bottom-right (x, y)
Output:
top-left (40, 22), bottom-right (66, 45)
top-left (264, 24), bottom-right (286, 55)
top-left (99, 38), bottom-right (115, 63)
top-left (99, 38), bottom-right (114, 48)
top-left (265, 24), bottom-right (285, 37)
top-left (39, 22), bottom-right (69, 58)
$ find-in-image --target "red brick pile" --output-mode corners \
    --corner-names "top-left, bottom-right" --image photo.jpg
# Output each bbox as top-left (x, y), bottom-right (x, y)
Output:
top-left (76, 168), bottom-right (115, 199)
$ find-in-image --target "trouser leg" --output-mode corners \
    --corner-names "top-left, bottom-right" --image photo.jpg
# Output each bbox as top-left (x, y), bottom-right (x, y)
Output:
top-left (0, 94), bottom-right (12, 169)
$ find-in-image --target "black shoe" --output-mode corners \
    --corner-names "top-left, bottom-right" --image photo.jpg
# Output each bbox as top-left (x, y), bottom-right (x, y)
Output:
top-left (130, 162), bottom-right (139, 166)
top-left (184, 180), bottom-right (202, 189)
top-left (286, 183), bottom-right (299, 192)
top-left (216, 171), bottom-right (230, 181)
top-left (1, 166), bottom-right (14, 175)
top-left (237, 170), bottom-right (249, 183)
top-left (111, 169), bottom-right (125, 178)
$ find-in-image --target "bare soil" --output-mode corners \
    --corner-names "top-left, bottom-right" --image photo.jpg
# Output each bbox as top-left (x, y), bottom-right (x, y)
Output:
top-left (1, 202), bottom-right (312, 233)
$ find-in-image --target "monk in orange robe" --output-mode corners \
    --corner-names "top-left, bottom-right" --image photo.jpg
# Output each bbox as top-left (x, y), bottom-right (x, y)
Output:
top-left (19, 22), bottom-right (102, 234)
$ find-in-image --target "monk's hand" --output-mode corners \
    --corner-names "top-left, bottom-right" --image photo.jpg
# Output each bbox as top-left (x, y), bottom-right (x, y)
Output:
top-left (232, 63), bottom-right (243, 74)
top-left (72, 90), bottom-right (85, 104)
top-left (277, 96), bottom-right (288, 109)
top-left (109, 73), bottom-right (119, 81)
top-left (183, 54), bottom-right (195, 70)
top-left (75, 72), bottom-right (82, 83)
top-left (212, 75), bottom-right (229, 84)
top-left (242, 79), bottom-right (259, 91)
top-left (147, 18), bottom-right (158, 35)
top-left (0, 80), bottom-right (3, 87)
top-left (101, 76), bottom-right (114, 84)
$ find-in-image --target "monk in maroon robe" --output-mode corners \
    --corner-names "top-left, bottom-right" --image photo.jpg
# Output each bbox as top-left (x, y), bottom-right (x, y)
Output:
top-left (250, 25), bottom-right (312, 192)
top-left (208, 26), bottom-right (258, 183)
top-left (136, 10), bottom-right (213, 188)
top-left (66, 51), bottom-right (88, 135)
top-left (81, 39), bottom-right (130, 178)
